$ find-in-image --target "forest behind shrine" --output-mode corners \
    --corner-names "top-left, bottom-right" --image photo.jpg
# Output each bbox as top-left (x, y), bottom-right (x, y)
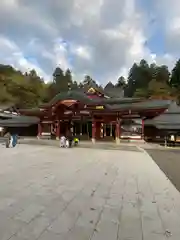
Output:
top-left (1, 58), bottom-right (180, 108)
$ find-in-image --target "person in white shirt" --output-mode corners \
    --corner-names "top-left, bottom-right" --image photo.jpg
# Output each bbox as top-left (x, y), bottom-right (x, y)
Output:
top-left (65, 139), bottom-right (69, 148)
top-left (60, 136), bottom-right (66, 147)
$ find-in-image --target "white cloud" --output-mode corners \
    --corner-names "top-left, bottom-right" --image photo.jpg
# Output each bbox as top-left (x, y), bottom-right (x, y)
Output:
top-left (155, 0), bottom-right (180, 55)
top-left (72, 45), bottom-right (91, 60)
top-left (0, 35), bottom-right (49, 80)
top-left (0, 0), bottom-right (178, 84)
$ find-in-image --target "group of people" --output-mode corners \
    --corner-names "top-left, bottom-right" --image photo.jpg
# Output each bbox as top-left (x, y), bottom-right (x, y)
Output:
top-left (5, 133), bottom-right (18, 148)
top-left (3, 129), bottom-right (79, 149)
top-left (60, 135), bottom-right (79, 148)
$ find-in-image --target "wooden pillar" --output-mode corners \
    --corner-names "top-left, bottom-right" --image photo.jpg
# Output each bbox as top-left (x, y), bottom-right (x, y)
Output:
top-left (92, 120), bottom-right (96, 143)
top-left (110, 123), bottom-right (112, 137)
top-left (115, 119), bottom-right (120, 144)
top-left (104, 123), bottom-right (106, 137)
top-left (70, 121), bottom-right (73, 135)
top-left (73, 122), bottom-right (76, 136)
top-left (96, 122), bottom-right (101, 139)
top-left (37, 122), bottom-right (42, 139)
top-left (80, 122), bottom-right (82, 136)
top-left (100, 123), bottom-right (104, 138)
top-left (51, 123), bottom-right (54, 137)
top-left (87, 122), bottom-right (89, 139)
top-left (56, 120), bottom-right (60, 140)
top-left (142, 119), bottom-right (144, 140)
top-left (165, 135), bottom-right (167, 148)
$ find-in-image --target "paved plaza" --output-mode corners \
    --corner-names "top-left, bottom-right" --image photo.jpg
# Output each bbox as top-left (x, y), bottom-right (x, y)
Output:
top-left (0, 145), bottom-right (180, 239)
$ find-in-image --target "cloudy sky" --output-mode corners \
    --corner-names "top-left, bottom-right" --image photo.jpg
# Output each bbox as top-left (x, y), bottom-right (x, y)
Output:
top-left (0, 0), bottom-right (179, 84)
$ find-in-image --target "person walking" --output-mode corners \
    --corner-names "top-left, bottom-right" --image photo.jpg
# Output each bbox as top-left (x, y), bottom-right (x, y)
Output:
top-left (66, 131), bottom-right (73, 148)
top-left (4, 131), bottom-right (11, 148)
top-left (12, 134), bottom-right (18, 147)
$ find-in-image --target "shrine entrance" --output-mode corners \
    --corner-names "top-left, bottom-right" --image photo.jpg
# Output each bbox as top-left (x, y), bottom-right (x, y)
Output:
top-left (60, 121), bottom-right (68, 136)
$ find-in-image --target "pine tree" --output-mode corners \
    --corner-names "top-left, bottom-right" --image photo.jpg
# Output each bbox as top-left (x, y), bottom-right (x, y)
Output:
top-left (52, 67), bottom-right (68, 93)
top-left (170, 59), bottom-right (180, 88)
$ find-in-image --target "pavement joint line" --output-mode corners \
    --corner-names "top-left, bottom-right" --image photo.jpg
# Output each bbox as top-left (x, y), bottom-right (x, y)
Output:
top-left (116, 178), bottom-right (127, 240)
top-left (89, 164), bottom-right (118, 240)
top-left (37, 155), bottom-right (111, 239)
top-left (10, 157), bottom-right (101, 239)
top-left (136, 176), bottom-right (144, 240)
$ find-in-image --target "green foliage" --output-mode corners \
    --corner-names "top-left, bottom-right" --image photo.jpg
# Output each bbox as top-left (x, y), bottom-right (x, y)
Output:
top-left (170, 60), bottom-right (180, 88)
top-left (0, 65), bottom-right (46, 108)
top-left (1, 58), bottom-right (180, 108)
top-left (116, 76), bottom-right (126, 89)
top-left (125, 59), bottom-right (177, 100)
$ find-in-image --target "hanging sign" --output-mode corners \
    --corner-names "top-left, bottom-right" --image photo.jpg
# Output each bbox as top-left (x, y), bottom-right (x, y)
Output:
top-left (95, 106), bottom-right (104, 110)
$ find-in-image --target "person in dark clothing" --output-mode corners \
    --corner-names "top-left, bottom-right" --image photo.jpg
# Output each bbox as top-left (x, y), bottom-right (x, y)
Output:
top-left (67, 135), bottom-right (73, 147)
top-left (66, 130), bottom-right (73, 148)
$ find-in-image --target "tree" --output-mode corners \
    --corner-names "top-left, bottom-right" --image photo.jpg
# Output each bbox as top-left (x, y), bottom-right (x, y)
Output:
top-left (151, 65), bottom-right (170, 84)
top-left (43, 83), bottom-right (55, 103)
top-left (116, 76), bottom-right (126, 89)
top-left (125, 59), bottom-right (154, 98)
top-left (0, 60), bottom-right (178, 108)
top-left (71, 81), bottom-right (78, 90)
top-left (170, 59), bottom-right (180, 88)
top-left (83, 75), bottom-right (92, 85)
top-left (0, 64), bottom-right (47, 108)
top-left (53, 67), bottom-right (68, 93)
top-left (137, 59), bottom-right (152, 89)
top-left (148, 79), bottom-right (172, 99)
top-left (64, 69), bottom-right (73, 86)
top-left (125, 63), bottom-right (139, 97)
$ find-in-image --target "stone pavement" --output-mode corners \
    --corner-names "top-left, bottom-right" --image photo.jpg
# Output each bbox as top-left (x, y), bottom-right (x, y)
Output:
top-left (0, 145), bottom-right (180, 239)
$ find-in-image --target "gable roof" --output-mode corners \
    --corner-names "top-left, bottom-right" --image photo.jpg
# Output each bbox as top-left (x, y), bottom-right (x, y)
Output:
top-left (105, 99), bottom-right (170, 111)
top-left (0, 115), bottom-right (39, 127)
top-left (0, 104), bottom-right (15, 112)
top-left (41, 90), bottom-right (96, 108)
top-left (104, 82), bottom-right (124, 98)
top-left (81, 81), bottom-right (104, 95)
top-left (145, 101), bottom-right (180, 129)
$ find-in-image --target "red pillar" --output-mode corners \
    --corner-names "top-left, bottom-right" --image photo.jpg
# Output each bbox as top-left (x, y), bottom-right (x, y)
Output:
top-left (115, 119), bottom-right (120, 144)
top-left (56, 121), bottom-right (60, 140)
top-left (96, 122), bottom-right (101, 140)
top-left (37, 122), bottom-right (42, 139)
top-left (92, 120), bottom-right (96, 143)
top-left (100, 122), bottom-right (104, 138)
top-left (110, 122), bottom-right (113, 137)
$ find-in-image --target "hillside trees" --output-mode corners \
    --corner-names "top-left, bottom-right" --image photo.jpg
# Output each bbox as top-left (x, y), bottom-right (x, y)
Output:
top-left (0, 58), bottom-right (180, 108)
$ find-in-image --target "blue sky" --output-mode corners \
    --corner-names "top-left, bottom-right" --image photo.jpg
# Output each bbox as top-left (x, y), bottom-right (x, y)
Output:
top-left (0, 0), bottom-right (179, 84)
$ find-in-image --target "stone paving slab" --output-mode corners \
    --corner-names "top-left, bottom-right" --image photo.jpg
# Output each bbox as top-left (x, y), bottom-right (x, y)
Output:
top-left (0, 145), bottom-right (180, 239)
top-left (17, 138), bottom-right (143, 152)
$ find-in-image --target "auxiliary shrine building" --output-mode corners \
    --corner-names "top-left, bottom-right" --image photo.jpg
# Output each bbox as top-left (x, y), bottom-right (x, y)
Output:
top-left (0, 84), bottom-right (180, 143)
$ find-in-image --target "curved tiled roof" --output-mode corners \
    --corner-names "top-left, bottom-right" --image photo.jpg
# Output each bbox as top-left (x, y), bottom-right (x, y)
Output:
top-left (145, 101), bottom-right (180, 130)
top-left (0, 114), bottom-right (39, 127)
top-left (41, 90), bottom-right (96, 108)
top-left (41, 90), bottom-right (143, 108)
top-left (106, 99), bottom-right (171, 110)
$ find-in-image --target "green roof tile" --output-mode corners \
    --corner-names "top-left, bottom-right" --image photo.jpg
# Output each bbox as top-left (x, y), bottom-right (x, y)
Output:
top-left (0, 115), bottom-right (39, 127)
top-left (41, 90), bottom-right (96, 107)
top-left (145, 102), bottom-right (180, 130)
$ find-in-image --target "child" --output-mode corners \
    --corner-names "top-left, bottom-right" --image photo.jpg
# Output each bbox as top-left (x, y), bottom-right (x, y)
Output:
top-left (74, 137), bottom-right (79, 146)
